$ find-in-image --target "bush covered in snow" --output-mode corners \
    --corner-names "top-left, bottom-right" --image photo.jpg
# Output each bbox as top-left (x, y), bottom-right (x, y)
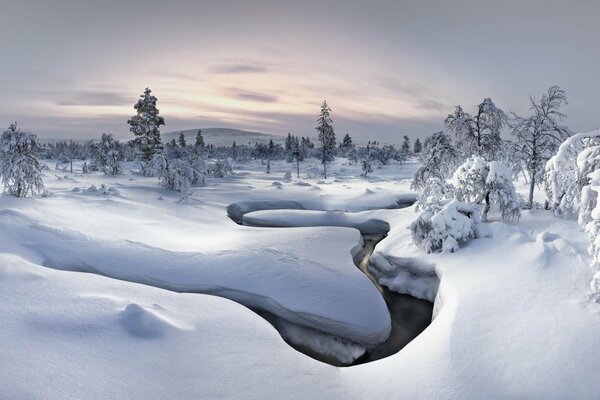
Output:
top-left (453, 157), bottom-right (520, 223)
top-left (92, 133), bottom-right (124, 175)
top-left (544, 130), bottom-right (600, 217)
top-left (0, 123), bottom-right (45, 197)
top-left (410, 200), bottom-right (479, 253)
top-left (153, 153), bottom-right (206, 195)
top-left (208, 159), bottom-right (233, 178)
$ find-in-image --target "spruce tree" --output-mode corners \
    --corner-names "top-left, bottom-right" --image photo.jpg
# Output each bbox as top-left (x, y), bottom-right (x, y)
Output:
top-left (342, 133), bottom-right (353, 148)
top-left (128, 88), bottom-right (165, 171)
top-left (195, 130), bottom-right (205, 148)
top-left (316, 100), bottom-right (336, 178)
top-left (401, 135), bottom-right (411, 153)
top-left (178, 131), bottom-right (187, 147)
top-left (413, 138), bottom-right (422, 154)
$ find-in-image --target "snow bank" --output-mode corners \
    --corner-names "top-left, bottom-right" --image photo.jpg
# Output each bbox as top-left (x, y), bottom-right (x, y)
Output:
top-left (226, 200), bottom-right (305, 223)
top-left (3, 214), bottom-right (391, 347)
top-left (243, 209), bottom-right (390, 235)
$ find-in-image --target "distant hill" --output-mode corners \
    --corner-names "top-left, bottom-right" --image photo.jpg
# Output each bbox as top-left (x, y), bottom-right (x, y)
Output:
top-left (163, 128), bottom-right (281, 147)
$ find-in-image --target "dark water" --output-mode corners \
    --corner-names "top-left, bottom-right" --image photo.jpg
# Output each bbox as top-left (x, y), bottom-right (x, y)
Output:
top-left (352, 234), bottom-right (433, 365)
top-left (228, 203), bottom-right (433, 366)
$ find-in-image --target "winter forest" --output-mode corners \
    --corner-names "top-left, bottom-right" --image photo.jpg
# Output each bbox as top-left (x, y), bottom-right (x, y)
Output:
top-left (2, 1), bottom-right (600, 399)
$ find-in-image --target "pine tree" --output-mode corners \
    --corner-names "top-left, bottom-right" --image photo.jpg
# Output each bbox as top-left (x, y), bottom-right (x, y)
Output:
top-left (413, 138), bottom-right (422, 154)
top-left (401, 135), bottom-right (411, 154)
top-left (128, 88), bottom-right (165, 171)
top-left (195, 130), bottom-right (205, 148)
top-left (285, 133), bottom-right (293, 152)
top-left (266, 139), bottom-right (274, 173)
top-left (0, 123), bottom-right (45, 197)
top-left (342, 133), bottom-right (353, 148)
top-left (316, 100), bottom-right (336, 178)
top-left (178, 131), bottom-right (187, 147)
top-left (292, 137), bottom-right (301, 177)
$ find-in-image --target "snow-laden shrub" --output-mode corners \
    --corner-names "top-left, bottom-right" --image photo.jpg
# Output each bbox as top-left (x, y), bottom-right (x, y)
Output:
top-left (583, 170), bottom-right (600, 294)
top-left (0, 123), bottom-right (45, 197)
top-left (453, 156), bottom-right (520, 222)
top-left (410, 200), bottom-right (479, 253)
top-left (415, 178), bottom-right (454, 211)
top-left (283, 170), bottom-right (292, 181)
top-left (544, 129), bottom-right (600, 217)
top-left (208, 159), bottom-right (233, 178)
top-left (153, 153), bottom-right (205, 195)
top-left (412, 131), bottom-right (458, 191)
top-left (361, 159), bottom-right (373, 176)
top-left (576, 145), bottom-right (600, 225)
top-left (93, 133), bottom-right (124, 175)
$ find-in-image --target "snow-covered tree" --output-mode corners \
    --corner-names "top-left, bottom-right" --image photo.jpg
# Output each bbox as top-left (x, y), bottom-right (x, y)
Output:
top-left (0, 123), bottom-right (45, 197)
top-left (453, 156), bottom-right (520, 222)
top-left (361, 159), bottom-right (373, 176)
top-left (195, 130), bottom-right (205, 148)
top-left (544, 130), bottom-right (600, 217)
top-left (266, 139), bottom-right (274, 174)
top-left (178, 131), bottom-right (187, 147)
top-left (445, 99), bottom-right (507, 160)
top-left (209, 159), bottom-right (233, 178)
top-left (411, 200), bottom-right (479, 253)
top-left (153, 153), bottom-right (205, 196)
top-left (128, 88), bottom-right (165, 174)
top-left (316, 100), bottom-right (336, 178)
top-left (412, 131), bottom-right (458, 190)
top-left (413, 138), bottom-right (422, 154)
top-left (341, 133), bottom-right (353, 148)
top-left (291, 137), bottom-right (302, 178)
top-left (511, 86), bottom-right (569, 209)
top-left (93, 133), bottom-right (124, 175)
top-left (401, 135), bottom-right (411, 154)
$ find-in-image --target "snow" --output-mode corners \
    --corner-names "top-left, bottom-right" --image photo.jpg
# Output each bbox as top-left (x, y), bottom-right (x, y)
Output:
top-left (242, 209), bottom-right (390, 235)
top-left (2, 156), bottom-right (600, 399)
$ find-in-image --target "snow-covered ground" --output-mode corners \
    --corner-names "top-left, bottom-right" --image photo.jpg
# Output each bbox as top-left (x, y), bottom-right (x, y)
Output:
top-left (2, 157), bottom-right (600, 399)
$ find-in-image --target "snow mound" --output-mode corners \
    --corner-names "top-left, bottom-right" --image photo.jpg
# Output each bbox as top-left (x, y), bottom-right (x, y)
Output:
top-left (226, 200), bottom-right (305, 223)
top-left (243, 209), bottom-right (390, 235)
top-left (119, 303), bottom-right (186, 339)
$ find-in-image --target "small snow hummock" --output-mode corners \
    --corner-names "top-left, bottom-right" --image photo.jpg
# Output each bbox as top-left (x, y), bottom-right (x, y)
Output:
top-left (410, 200), bottom-right (478, 253)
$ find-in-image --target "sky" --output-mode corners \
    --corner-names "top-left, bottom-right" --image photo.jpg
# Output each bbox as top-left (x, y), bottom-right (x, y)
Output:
top-left (1, 0), bottom-right (599, 144)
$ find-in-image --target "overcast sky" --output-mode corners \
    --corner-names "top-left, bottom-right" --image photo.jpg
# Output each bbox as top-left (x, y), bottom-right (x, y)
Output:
top-left (1, 0), bottom-right (599, 144)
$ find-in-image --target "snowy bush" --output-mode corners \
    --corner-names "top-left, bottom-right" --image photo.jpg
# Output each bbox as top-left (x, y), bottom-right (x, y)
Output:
top-left (544, 130), bottom-right (600, 217)
top-left (412, 131), bottom-right (458, 191)
top-left (153, 154), bottom-right (206, 195)
top-left (361, 159), bottom-right (373, 176)
top-left (209, 159), bottom-right (233, 178)
top-left (582, 170), bottom-right (600, 295)
top-left (410, 200), bottom-right (479, 253)
top-left (453, 157), bottom-right (520, 223)
top-left (415, 179), bottom-right (454, 211)
top-left (0, 123), bottom-right (45, 197)
top-left (93, 133), bottom-right (124, 175)
top-left (283, 170), bottom-right (292, 181)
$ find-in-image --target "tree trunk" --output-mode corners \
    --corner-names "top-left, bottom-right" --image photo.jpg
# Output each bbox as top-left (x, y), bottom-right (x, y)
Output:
top-left (483, 192), bottom-right (491, 222)
top-left (323, 160), bottom-right (327, 179)
top-left (296, 158), bottom-right (300, 178)
top-left (70, 159), bottom-right (73, 173)
top-left (528, 172), bottom-right (536, 210)
top-left (266, 159), bottom-right (270, 174)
